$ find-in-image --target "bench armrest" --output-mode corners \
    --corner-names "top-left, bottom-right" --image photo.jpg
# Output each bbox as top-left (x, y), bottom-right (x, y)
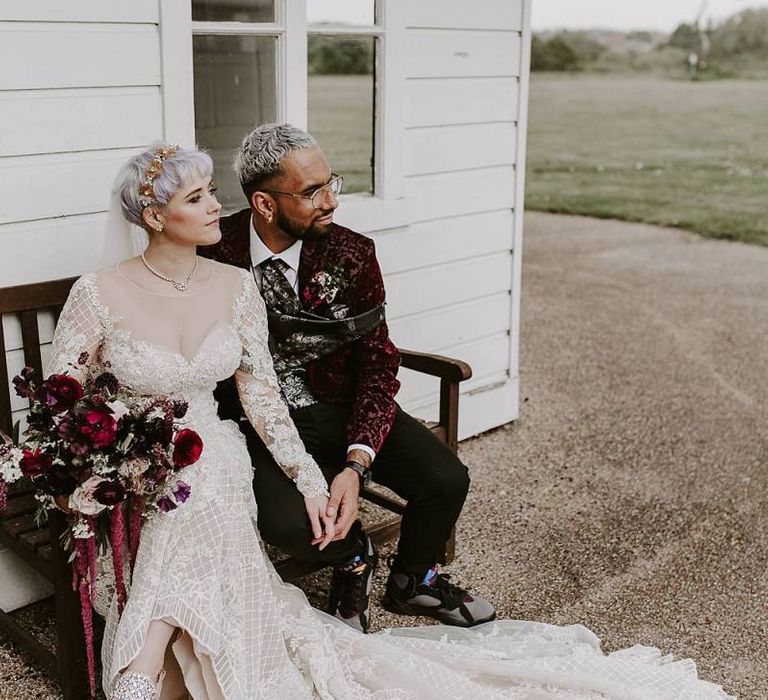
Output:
top-left (398, 349), bottom-right (472, 382)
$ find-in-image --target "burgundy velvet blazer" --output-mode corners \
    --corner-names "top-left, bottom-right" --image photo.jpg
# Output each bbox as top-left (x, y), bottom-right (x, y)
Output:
top-left (199, 208), bottom-right (401, 454)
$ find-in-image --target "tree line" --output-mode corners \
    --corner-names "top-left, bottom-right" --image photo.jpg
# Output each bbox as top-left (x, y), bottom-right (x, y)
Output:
top-left (532, 8), bottom-right (768, 78)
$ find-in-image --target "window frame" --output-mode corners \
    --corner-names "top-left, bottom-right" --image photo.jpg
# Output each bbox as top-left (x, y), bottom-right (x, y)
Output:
top-left (162, 0), bottom-right (406, 232)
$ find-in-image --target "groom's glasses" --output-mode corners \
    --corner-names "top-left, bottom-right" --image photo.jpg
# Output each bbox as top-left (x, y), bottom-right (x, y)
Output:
top-left (261, 174), bottom-right (344, 210)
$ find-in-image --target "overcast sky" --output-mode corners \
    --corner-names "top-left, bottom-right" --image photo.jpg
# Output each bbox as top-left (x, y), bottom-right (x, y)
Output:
top-left (532, 0), bottom-right (768, 32)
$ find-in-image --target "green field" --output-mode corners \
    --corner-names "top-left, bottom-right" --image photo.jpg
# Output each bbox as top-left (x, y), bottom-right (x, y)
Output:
top-left (526, 75), bottom-right (768, 246)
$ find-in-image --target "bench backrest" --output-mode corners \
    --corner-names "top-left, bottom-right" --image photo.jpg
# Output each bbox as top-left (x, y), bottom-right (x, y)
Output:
top-left (0, 278), bottom-right (78, 436)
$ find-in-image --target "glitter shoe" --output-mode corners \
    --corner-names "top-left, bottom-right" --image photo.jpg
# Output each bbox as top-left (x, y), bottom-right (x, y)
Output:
top-left (110, 669), bottom-right (165, 700)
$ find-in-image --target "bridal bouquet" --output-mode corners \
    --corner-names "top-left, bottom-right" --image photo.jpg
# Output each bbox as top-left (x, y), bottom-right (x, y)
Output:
top-left (0, 353), bottom-right (203, 697)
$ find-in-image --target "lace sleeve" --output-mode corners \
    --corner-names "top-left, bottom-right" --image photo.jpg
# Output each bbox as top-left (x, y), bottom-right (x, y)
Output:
top-left (233, 271), bottom-right (328, 498)
top-left (47, 274), bottom-right (104, 378)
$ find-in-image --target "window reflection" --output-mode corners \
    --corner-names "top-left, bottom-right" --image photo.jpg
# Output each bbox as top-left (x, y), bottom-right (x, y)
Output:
top-left (308, 35), bottom-right (375, 194)
top-left (192, 0), bottom-right (275, 23)
top-left (194, 35), bottom-right (277, 212)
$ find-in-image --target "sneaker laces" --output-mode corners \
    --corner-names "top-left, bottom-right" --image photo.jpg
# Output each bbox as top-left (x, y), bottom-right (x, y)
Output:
top-left (425, 571), bottom-right (471, 610)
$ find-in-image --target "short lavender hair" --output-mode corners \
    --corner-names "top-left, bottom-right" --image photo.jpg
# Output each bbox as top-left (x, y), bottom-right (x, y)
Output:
top-left (116, 143), bottom-right (213, 227)
top-left (234, 123), bottom-right (317, 199)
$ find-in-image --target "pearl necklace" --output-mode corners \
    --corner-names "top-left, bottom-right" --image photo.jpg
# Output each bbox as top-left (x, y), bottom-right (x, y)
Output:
top-left (140, 253), bottom-right (199, 292)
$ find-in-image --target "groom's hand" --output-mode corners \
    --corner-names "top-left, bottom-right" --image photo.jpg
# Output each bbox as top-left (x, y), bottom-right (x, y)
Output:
top-left (323, 469), bottom-right (360, 541)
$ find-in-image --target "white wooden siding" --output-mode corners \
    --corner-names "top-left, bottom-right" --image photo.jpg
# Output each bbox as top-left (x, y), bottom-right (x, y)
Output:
top-left (0, 1), bottom-right (158, 23)
top-left (0, 24), bottom-right (161, 90)
top-left (392, 1), bottom-right (529, 437)
top-left (405, 0), bottom-right (523, 31)
top-left (0, 88), bottom-right (162, 156)
top-left (404, 77), bottom-right (519, 128)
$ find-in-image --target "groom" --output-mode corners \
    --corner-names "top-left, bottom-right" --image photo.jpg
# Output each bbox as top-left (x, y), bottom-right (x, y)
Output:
top-left (201, 123), bottom-right (495, 633)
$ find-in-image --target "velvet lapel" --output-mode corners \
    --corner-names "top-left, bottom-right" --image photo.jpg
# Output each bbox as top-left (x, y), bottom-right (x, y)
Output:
top-left (219, 208), bottom-right (252, 270)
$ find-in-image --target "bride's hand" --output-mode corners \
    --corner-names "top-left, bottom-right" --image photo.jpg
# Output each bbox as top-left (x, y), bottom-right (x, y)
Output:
top-left (304, 495), bottom-right (334, 550)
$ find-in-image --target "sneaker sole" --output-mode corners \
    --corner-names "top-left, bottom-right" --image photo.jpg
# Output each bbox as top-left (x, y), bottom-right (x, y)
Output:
top-left (381, 596), bottom-right (497, 628)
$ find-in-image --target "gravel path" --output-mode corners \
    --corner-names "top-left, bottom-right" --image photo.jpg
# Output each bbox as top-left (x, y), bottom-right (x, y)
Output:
top-left (2, 212), bottom-right (766, 698)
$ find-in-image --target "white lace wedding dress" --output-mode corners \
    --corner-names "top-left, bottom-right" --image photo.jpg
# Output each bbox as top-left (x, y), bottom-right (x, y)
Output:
top-left (47, 261), bottom-right (731, 700)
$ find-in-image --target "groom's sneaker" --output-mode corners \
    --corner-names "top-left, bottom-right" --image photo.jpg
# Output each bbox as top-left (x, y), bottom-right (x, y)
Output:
top-left (326, 527), bottom-right (377, 633)
top-left (382, 564), bottom-right (496, 628)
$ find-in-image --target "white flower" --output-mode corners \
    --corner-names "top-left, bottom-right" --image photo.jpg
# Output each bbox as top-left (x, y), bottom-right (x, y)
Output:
top-left (146, 407), bottom-right (165, 421)
top-left (0, 448), bottom-right (23, 483)
top-left (90, 453), bottom-right (111, 476)
top-left (71, 519), bottom-right (94, 539)
top-left (118, 457), bottom-right (150, 478)
top-left (69, 476), bottom-right (108, 516)
top-left (108, 400), bottom-right (130, 421)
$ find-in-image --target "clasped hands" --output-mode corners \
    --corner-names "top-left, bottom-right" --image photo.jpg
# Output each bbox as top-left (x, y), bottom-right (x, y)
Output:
top-left (304, 449), bottom-right (370, 550)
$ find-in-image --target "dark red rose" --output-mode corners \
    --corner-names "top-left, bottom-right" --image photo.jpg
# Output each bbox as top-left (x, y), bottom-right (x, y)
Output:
top-left (93, 372), bottom-right (120, 395)
top-left (20, 448), bottom-right (53, 478)
top-left (172, 429), bottom-right (203, 468)
top-left (41, 374), bottom-right (84, 413)
top-left (79, 407), bottom-right (117, 449)
top-left (94, 480), bottom-right (126, 506)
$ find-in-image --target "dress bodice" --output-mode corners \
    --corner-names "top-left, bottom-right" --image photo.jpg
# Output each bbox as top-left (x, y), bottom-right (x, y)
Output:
top-left (46, 266), bottom-right (328, 498)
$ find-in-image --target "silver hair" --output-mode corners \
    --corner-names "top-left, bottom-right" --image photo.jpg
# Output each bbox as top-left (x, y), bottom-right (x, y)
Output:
top-left (233, 123), bottom-right (317, 193)
top-left (115, 143), bottom-right (213, 227)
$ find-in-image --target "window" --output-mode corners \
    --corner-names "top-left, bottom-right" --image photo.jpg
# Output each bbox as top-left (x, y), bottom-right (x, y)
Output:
top-left (307, 1), bottom-right (377, 195)
top-left (191, 1), bottom-right (383, 212)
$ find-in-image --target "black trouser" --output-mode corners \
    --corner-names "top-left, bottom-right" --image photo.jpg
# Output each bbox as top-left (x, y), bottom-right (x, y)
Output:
top-left (248, 402), bottom-right (470, 578)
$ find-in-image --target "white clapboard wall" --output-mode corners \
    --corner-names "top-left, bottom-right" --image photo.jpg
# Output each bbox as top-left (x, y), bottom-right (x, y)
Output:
top-left (367, 0), bottom-right (531, 439)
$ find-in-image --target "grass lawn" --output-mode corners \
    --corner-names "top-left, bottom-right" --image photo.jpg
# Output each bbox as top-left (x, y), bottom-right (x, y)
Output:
top-left (526, 74), bottom-right (768, 246)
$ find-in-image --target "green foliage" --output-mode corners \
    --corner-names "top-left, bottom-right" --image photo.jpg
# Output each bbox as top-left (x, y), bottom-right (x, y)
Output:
top-left (526, 75), bottom-right (768, 247)
top-left (666, 22), bottom-right (699, 52)
top-left (531, 32), bottom-right (604, 72)
top-left (308, 36), bottom-right (373, 75)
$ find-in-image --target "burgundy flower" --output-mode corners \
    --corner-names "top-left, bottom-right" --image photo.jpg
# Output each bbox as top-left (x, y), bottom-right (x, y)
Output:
top-left (77, 351), bottom-right (90, 366)
top-left (172, 429), bottom-right (203, 468)
top-left (41, 374), bottom-right (84, 413)
top-left (172, 400), bottom-right (188, 419)
top-left (68, 441), bottom-right (91, 457)
top-left (157, 496), bottom-right (177, 512)
top-left (57, 417), bottom-right (78, 441)
top-left (93, 372), bottom-right (120, 395)
top-left (172, 480), bottom-right (191, 504)
top-left (94, 480), bottom-right (126, 506)
top-left (79, 407), bottom-right (117, 449)
top-left (20, 448), bottom-right (53, 478)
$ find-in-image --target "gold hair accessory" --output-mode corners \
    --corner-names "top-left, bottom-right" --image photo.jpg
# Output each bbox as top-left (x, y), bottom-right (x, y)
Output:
top-left (138, 145), bottom-right (179, 208)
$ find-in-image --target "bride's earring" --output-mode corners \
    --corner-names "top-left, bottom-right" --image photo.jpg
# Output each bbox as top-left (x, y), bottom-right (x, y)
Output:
top-left (155, 224), bottom-right (164, 232)
top-left (110, 669), bottom-right (165, 700)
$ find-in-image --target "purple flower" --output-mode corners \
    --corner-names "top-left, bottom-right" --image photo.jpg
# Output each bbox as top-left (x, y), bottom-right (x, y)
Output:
top-left (12, 367), bottom-right (36, 399)
top-left (172, 481), bottom-right (191, 504)
top-left (157, 496), bottom-right (177, 512)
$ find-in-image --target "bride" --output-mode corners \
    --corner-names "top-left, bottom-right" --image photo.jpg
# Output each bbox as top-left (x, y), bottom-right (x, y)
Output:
top-left (48, 143), bottom-right (731, 699)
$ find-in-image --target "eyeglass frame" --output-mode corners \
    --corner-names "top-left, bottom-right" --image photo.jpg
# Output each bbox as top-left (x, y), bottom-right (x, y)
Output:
top-left (260, 174), bottom-right (344, 210)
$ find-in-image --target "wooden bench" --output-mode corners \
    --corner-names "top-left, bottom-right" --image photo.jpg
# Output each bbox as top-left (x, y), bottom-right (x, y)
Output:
top-left (0, 276), bottom-right (472, 698)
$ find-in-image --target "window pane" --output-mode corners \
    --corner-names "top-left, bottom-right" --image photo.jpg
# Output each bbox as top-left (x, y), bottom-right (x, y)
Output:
top-left (308, 36), bottom-right (375, 195)
top-left (308, 0), bottom-right (375, 26)
top-left (194, 35), bottom-right (277, 212)
top-left (192, 0), bottom-right (275, 23)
